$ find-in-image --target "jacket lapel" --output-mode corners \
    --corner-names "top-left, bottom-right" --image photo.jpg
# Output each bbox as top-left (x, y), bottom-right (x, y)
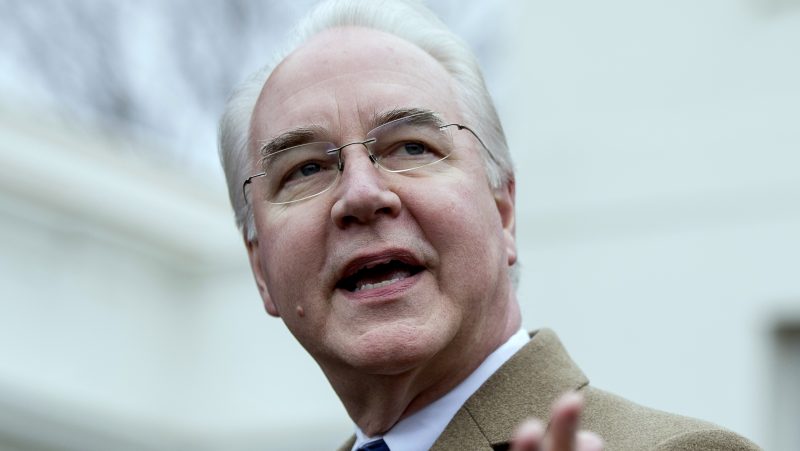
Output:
top-left (432, 329), bottom-right (589, 450)
top-left (339, 329), bottom-right (588, 450)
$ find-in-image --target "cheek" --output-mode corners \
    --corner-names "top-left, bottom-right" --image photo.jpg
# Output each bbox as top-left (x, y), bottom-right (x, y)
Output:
top-left (262, 213), bottom-right (328, 299)
top-left (405, 179), bottom-right (503, 262)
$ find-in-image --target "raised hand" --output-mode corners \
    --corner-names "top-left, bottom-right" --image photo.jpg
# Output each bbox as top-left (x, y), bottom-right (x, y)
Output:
top-left (510, 392), bottom-right (604, 451)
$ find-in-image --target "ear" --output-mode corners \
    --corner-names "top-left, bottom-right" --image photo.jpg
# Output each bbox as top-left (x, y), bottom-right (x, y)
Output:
top-left (245, 236), bottom-right (280, 317)
top-left (494, 178), bottom-right (517, 266)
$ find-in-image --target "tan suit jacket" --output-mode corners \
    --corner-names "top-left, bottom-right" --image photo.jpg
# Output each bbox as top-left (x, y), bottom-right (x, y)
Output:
top-left (339, 329), bottom-right (760, 451)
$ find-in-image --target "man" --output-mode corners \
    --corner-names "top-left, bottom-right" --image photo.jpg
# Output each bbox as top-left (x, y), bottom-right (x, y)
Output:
top-left (218, 1), bottom-right (760, 449)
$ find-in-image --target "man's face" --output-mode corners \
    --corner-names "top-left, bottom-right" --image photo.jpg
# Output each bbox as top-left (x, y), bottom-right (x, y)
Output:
top-left (247, 27), bottom-right (517, 378)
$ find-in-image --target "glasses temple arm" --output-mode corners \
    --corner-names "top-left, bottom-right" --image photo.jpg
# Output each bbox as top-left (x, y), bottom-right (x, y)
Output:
top-left (443, 123), bottom-right (503, 168)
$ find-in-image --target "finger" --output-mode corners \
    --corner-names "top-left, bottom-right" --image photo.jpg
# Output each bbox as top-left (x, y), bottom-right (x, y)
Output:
top-left (547, 391), bottom-right (584, 451)
top-left (510, 418), bottom-right (545, 451)
top-left (576, 430), bottom-right (604, 451)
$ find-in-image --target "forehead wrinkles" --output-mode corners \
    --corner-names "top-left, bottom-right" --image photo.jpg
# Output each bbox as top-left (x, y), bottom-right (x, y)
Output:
top-left (260, 52), bottom-right (457, 120)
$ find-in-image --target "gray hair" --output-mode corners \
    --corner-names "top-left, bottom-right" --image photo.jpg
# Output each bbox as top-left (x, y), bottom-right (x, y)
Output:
top-left (218, 0), bottom-right (514, 242)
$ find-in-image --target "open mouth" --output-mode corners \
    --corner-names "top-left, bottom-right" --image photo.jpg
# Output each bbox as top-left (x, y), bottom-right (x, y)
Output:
top-left (336, 259), bottom-right (424, 293)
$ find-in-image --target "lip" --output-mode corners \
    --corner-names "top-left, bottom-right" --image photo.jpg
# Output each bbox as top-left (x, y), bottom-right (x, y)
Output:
top-left (334, 247), bottom-right (425, 302)
top-left (337, 270), bottom-right (423, 303)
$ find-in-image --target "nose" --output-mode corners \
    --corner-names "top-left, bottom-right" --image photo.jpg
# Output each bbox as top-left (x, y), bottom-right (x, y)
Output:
top-left (330, 145), bottom-right (401, 228)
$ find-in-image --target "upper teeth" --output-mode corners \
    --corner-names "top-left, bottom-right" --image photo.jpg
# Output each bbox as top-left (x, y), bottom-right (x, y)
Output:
top-left (360, 260), bottom-right (391, 271)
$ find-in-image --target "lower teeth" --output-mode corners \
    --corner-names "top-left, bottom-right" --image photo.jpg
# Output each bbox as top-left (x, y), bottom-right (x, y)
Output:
top-left (354, 276), bottom-right (404, 292)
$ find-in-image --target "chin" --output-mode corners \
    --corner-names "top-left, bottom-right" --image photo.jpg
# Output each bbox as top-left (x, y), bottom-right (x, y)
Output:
top-left (342, 321), bottom-right (452, 375)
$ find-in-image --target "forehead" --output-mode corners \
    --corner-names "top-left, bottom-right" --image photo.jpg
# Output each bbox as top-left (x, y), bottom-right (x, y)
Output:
top-left (252, 27), bottom-right (460, 143)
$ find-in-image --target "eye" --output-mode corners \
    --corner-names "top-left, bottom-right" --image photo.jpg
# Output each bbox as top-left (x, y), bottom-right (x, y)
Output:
top-left (400, 142), bottom-right (427, 156)
top-left (284, 161), bottom-right (326, 183)
top-left (384, 141), bottom-right (434, 158)
top-left (298, 162), bottom-right (321, 177)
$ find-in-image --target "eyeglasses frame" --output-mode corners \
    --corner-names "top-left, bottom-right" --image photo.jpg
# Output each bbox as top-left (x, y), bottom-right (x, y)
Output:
top-left (241, 119), bottom-right (490, 206)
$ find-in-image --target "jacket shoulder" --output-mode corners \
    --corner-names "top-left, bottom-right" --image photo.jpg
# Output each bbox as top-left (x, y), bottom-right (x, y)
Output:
top-left (337, 435), bottom-right (356, 451)
top-left (582, 387), bottom-right (761, 451)
top-left (653, 428), bottom-right (761, 451)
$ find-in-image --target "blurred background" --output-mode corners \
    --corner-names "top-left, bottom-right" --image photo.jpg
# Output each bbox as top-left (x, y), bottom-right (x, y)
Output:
top-left (1, 0), bottom-right (798, 449)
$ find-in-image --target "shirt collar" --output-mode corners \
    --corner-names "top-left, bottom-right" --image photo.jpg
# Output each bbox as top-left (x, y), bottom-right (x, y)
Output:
top-left (352, 328), bottom-right (529, 451)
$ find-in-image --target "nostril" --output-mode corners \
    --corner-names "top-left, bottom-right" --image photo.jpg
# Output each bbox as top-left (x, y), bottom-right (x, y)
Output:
top-left (341, 215), bottom-right (357, 227)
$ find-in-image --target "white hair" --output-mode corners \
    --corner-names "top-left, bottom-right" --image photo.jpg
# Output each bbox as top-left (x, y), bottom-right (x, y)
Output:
top-left (218, 0), bottom-right (514, 242)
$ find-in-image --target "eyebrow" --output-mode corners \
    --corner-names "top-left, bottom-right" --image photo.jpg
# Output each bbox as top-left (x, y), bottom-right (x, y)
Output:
top-left (259, 126), bottom-right (326, 157)
top-left (369, 108), bottom-right (444, 130)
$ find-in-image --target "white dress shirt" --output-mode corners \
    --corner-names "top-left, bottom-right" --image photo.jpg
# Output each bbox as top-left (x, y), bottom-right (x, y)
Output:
top-left (352, 328), bottom-right (530, 451)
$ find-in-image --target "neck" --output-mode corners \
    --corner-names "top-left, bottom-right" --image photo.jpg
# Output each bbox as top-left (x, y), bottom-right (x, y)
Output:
top-left (327, 297), bottom-right (521, 436)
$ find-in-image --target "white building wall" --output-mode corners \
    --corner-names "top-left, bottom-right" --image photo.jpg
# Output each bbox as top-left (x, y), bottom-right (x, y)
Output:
top-left (504, 1), bottom-right (800, 449)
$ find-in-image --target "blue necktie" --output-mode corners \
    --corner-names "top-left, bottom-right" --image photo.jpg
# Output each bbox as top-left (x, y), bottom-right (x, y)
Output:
top-left (357, 438), bottom-right (390, 451)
